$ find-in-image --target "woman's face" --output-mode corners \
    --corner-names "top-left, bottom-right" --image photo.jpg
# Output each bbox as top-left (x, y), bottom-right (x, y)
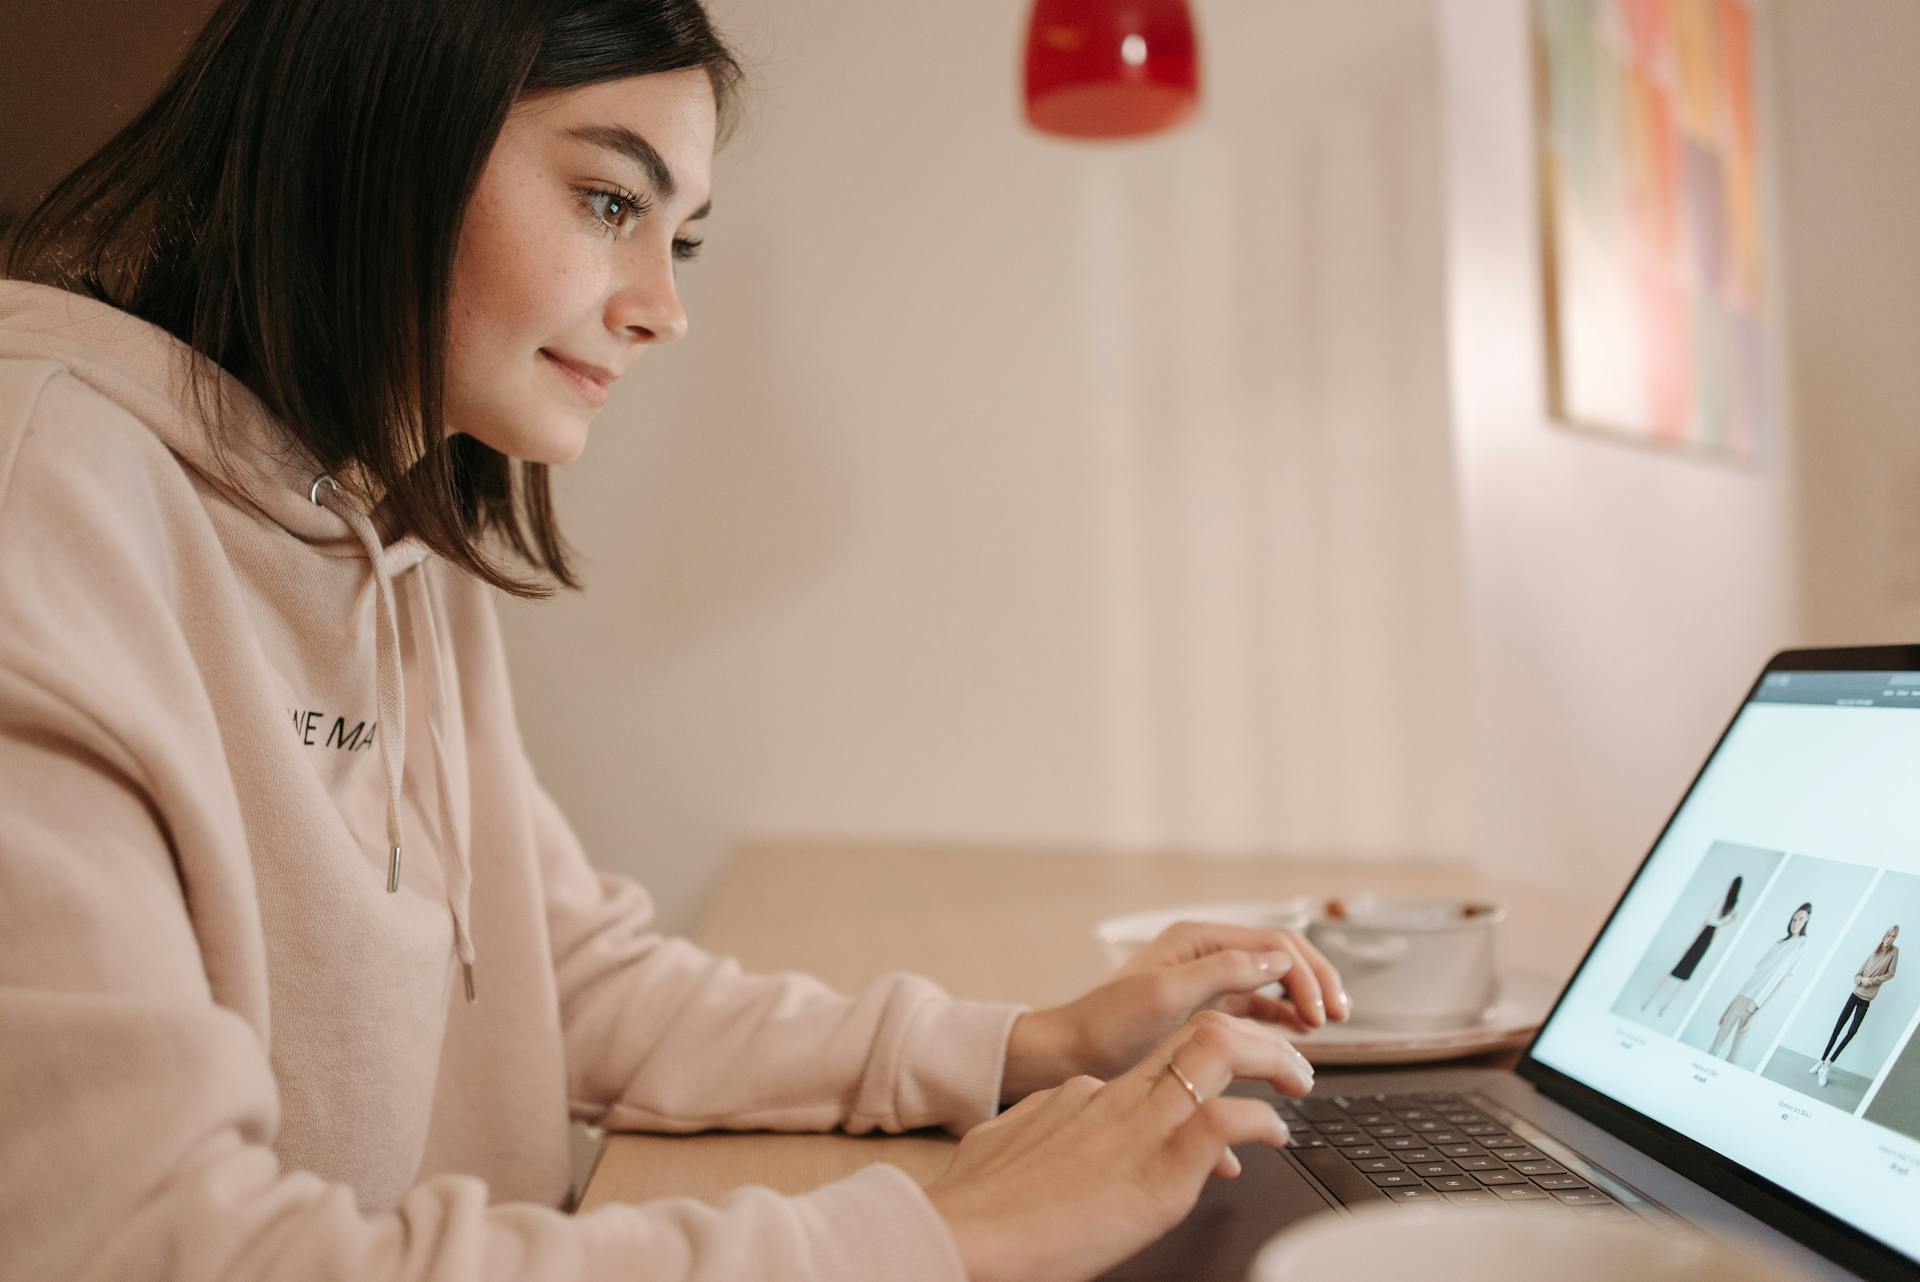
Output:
top-left (1885, 925), bottom-right (1901, 949)
top-left (445, 69), bottom-right (716, 464)
top-left (1791, 907), bottom-right (1810, 936)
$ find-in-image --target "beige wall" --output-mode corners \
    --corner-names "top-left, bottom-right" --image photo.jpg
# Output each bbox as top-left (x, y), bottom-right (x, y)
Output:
top-left (1436, 0), bottom-right (1801, 904)
top-left (500, 0), bottom-right (1476, 930)
top-left (1770, 0), bottom-right (1920, 644)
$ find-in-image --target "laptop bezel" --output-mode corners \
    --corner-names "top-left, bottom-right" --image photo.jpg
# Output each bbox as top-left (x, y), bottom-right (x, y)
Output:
top-left (1514, 645), bottom-right (1920, 1282)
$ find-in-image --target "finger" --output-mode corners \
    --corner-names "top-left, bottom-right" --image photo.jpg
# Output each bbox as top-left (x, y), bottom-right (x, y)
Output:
top-left (1158, 949), bottom-right (1295, 1018)
top-left (1134, 1015), bottom-right (1315, 1121)
top-left (1238, 991), bottom-right (1317, 1032)
top-left (1157, 921), bottom-right (1313, 965)
top-left (1208, 990), bottom-right (1315, 1033)
top-left (1163, 1097), bottom-right (1291, 1188)
top-left (1289, 931), bottom-right (1352, 1022)
top-left (1212, 1147), bottom-right (1243, 1179)
top-left (1268, 937), bottom-right (1328, 1029)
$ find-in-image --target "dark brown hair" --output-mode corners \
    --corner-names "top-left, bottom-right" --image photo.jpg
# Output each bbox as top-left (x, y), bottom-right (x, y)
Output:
top-left (3, 0), bottom-right (743, 596)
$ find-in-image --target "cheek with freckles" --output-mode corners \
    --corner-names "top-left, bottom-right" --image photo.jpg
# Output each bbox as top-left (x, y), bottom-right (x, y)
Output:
top-left (444, 158), bottom-right (613, 463)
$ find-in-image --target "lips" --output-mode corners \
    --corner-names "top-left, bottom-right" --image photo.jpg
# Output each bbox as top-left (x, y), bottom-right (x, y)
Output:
top-left (541, 349), bottom-right (613, 406)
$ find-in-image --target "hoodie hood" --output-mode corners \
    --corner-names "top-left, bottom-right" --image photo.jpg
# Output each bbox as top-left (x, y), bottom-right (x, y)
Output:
top-left (0, 279), bottom-right (476, 1000)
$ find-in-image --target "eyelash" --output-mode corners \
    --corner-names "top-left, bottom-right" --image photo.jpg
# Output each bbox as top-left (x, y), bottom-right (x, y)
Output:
top-left (576, 184), bottom-right (704, 261)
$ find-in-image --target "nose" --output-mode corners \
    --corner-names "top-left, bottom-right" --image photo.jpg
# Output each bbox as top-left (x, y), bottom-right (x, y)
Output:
top-left (606, 251), bottom-right (690, 345)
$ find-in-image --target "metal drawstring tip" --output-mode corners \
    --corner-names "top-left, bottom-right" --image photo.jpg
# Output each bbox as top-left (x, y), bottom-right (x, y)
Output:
top-left (462, 960), bottom-right (477, 1004)
top-left (387, 844), bottom-right (402, 893)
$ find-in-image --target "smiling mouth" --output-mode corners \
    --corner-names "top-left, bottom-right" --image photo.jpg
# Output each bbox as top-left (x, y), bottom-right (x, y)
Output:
top-left (541, 349), bottom-right (610, 406)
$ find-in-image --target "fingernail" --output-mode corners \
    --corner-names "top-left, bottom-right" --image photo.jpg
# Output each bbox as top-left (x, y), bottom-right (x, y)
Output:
top-left (1335, 988), bottom-right (1352, 1018)
top-left (1257, 951), bottom-right (1293, 974)
top-left (1293, 1049), bottom-right (1314, 1082)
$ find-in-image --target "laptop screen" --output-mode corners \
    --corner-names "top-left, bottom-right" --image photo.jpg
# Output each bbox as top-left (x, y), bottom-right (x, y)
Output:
top-left (1530, 667), bottom-right (1920, 1263)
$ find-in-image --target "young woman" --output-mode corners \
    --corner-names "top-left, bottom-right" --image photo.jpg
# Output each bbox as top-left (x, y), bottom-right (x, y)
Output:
top-left (1708, 902), bottom-right (1812, 1064)
top-left (0, 3), bottom-right (1349, 1281)
top-left (1642, 874), bottom-right (1742, 1018)
top-left (1812, 924), bottom-right (1900, 1087)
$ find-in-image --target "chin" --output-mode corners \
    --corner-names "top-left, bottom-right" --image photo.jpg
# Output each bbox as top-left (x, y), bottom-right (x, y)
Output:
top-left (473, 413), bottom-right (590, 465)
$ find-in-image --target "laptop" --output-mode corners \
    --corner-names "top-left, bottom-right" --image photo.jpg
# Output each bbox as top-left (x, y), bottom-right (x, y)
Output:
top-left (1097, 647), bottom-right (1920, 1282)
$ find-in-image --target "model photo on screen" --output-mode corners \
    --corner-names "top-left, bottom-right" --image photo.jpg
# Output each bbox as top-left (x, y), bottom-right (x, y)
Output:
top-left (1760, 869), bottom-right (1920, 1114)
top-left (1679, 854), bottom-right (1875, 1071)
top-left (1608, 840), bottom-right (1785, 1038)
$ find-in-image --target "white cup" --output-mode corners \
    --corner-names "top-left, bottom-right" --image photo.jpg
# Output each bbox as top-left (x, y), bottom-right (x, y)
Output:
top-left (1304, 895), bottom-right (1504, 1029)
top-left (1248, 1205), bottom-right (1800, 1282)
top-left (1094, 899), bottom-right (1314, 972)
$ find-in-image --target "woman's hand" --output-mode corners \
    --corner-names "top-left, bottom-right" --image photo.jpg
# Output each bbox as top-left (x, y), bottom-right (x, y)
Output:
top-left (1000, 921), bottom-right (1348, 1099)
top-left (929, 1009), bottom-right (1311, 1282)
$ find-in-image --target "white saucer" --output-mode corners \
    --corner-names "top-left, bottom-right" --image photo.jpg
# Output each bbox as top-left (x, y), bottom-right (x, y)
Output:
top-left (1291, 970), bottom-right (1560, 1065)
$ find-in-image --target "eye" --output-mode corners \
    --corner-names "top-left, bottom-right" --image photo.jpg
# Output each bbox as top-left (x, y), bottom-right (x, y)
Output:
top-left (577, 184), bottom-right (652, 235)
top-left (672, 236), bottom-right (704, 263)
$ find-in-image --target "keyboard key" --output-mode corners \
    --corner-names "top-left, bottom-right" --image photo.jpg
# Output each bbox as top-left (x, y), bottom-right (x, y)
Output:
top-left (1443, 1190), bottom-right (1501, 1206)
top-left (1368, 1171), bottom-right (1422, 1187)
top-left (1497, 1145), bottom-right (1544, 1160)
top-left (1493, 1184), bottom-right (1553, 1201)
top-left (1472, 1170), bottom-right (1528, 1186)
top-left (1384, 1185), bottom-right (1444, 1202)
top-left (1553, 1190), bottom-right (1615, 1206)
top-left (1380, 1137), bottom-right (1420, 1150)
top-left (1422, 1131), bottom-right (1464, 1145)
top-left (1454, 1156), bottom-right (1501, 1171)
top-left (1535, 1176), bottom-right (1589, 1191)
top-left (1297, 1101), bottom-right (1347, 1122)
top-left (1349, 1112), bottom-right (1393, 1127)
top-left (1355, 1158), bottom-right (1403, 1173)
top-left (1364, 1124), bottom-right (1407, 1137)
top-left (1393, 1149), bottom-right (1439, 1164)
top-left (1328, 1133), bottom-right (1371, 1147)
top-left (1295, 1148), bottom-right (1390, 1204)
top-left (1511, 1161), bottom-right (1565, 1177)
top-left (1287, 1135), bottom-right (1328, 1149)
top-left (1318, 1120), bottom-right (1356, 1134)
top-left (1426, 1176), bottom-right (1477, 1193)
top-left (1459, 1123), bottom-right (1500, 1135)
top-left (1480, 1137), bottom-right (1528, 1151)
top-left (1436, 1143), bottom-right (1482, 1158)
top-left (1407, 1120), bottom-right (1445, 1132)
top-left (1340, 1145), bottom-right (1389, 1161)
top-left (1415, 1092), bottom-right (1466, 1104)
top-left (1407, 1161), bottom-right (1461, 1179)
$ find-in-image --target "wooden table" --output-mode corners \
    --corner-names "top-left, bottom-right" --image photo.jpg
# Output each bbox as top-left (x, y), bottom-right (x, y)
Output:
top-left (578, 840), bottom-right (1605, 1212)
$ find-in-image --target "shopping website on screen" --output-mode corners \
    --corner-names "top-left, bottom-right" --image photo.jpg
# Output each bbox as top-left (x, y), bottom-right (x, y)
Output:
top-left (1533, 671), bottom-right (1920, 1261)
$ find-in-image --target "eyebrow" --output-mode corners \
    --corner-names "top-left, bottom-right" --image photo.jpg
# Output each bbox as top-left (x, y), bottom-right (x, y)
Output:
top-left (562, 123), bottom-right (712, 219)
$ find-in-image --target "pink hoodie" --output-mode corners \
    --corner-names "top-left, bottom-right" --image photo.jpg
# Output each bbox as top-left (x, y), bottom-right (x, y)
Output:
top-left (0, 279), bottom-right (1025, 1282)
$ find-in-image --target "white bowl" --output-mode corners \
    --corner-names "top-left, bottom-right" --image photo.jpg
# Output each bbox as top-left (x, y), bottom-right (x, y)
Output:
top-left (1305, 894), bottom-right (1504, 1029)
top-left (1093, 899), bottom-right (1314, 971)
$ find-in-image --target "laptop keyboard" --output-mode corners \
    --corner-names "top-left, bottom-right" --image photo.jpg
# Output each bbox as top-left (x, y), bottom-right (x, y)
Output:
top-left (1275, 1091), bottom-right (1660, 1221)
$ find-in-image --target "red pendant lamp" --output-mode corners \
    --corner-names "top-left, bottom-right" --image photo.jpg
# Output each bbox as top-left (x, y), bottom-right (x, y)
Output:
top-left (1022, 0), bottom-right (1201, 140)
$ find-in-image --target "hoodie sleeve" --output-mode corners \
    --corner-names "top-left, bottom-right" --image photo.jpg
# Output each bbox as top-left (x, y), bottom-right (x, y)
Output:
top-left (0, 662), bottom-right (975, 1282)
top-left (531, 769), bottom-right (1030, 1137)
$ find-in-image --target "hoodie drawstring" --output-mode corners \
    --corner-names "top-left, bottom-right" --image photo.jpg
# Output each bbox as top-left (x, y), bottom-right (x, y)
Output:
top-left (312, 475), bottom-right (477, 1003)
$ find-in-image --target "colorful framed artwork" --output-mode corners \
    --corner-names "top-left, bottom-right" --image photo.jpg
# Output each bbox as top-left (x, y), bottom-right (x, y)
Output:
top-left (1534, 0), bottom-right (1769, 460)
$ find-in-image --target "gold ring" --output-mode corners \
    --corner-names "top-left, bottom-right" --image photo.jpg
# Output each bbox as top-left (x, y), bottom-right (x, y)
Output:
top-left (1165, 1058), bottom-right (1204, 1106)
